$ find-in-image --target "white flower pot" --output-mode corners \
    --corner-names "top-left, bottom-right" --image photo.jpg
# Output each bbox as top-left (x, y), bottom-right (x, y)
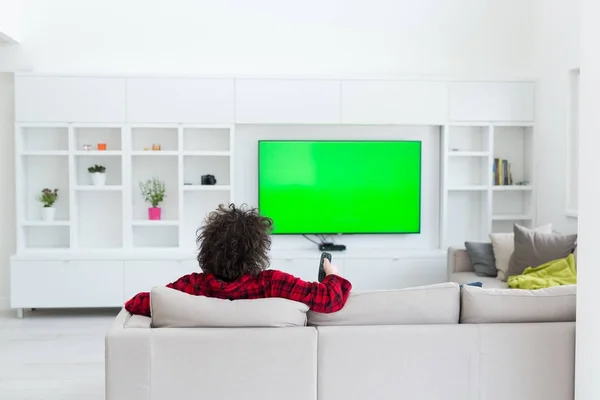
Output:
top-left (42, 207), bottom-right (55, 222)
top-left (91, 172), bottom-right (107, 186)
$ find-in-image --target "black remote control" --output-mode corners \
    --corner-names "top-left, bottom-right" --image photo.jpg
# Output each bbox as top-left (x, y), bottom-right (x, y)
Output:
top-left (318, 252), bottom-right (332, 282)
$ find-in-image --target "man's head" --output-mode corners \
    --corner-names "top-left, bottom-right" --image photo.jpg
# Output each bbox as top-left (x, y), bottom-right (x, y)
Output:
top-left (196, 203), bottom-right (273, 281)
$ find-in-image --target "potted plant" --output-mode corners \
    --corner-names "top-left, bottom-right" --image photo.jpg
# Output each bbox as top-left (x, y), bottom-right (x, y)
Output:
top-left (139, 177), bottom-right (166, 220)
top-left (39, 188), bottom-right (59, 221)
top-left (88, 164), bottom-right (107, 186)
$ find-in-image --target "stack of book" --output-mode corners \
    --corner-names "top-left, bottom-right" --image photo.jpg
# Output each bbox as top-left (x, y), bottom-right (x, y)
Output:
top-left (493, 158), bottom-right (513, 186)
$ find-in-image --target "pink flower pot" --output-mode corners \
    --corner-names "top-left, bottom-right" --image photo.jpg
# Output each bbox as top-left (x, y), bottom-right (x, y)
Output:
top-left (148, 207), bottom-right (161, 220)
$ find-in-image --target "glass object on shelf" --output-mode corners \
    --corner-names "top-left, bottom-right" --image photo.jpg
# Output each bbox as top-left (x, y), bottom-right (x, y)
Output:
top-left (152, 144), bottom-right (162, 151)
top-left (82, 144), bottom-right (92, 151)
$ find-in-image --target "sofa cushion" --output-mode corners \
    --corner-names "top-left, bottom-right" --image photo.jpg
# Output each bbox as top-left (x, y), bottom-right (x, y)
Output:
top-left (308, 282), bottom-right (460, 326)
top-left (489, 223), bottom-right (552, 281)
top-left (460, 284), bottom-right (576, 324)
top-left (150, 286), bottom-right (309, 328)
top-left (464, 241), bottom-right (497, 277)
top-left (450, 272), bottom-right (508, 289)
top-left (507, 224), bottom-right (577, 278)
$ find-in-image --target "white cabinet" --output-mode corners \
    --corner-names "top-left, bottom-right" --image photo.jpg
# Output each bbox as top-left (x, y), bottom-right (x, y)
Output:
top-left (10, 260), bottom-right (124, 307)
top-left (449, 82), bottom-right (535, 122)
top-left (15, 77), bottom-right (127, 122)
top-left (126, 78), bottom-right (235, 123)
top-left (271, 257), bottom-right (332, 282)
top-left (235, 79), bottom-right (341, 124)
top-left (342, 81), bottom-right (449, 124)
top-left (123, 260), bottom-right (195, 300)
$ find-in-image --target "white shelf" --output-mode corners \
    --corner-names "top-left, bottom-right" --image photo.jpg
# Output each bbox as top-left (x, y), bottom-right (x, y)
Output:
top-left (131, 220), bottom-right (180, 226)
top-left (492, 185), bottom-right (533, 191)
top-left (183, 185), bottom-right (231, 191)
top-left (492, 214), bottom-right (533, 221)
top-left (183, 151), bottom-right (230, 156)
top-left (75, 185), bottom-right (123, 191)
top-left (131, 151), bottom-right (179, 156)
top-left (447, 185), bottom-right (488, 191)
top-left (74, 150), bottom-right (123, 156)
top-left (22, 151), bottom-right (69, 156)
top-left (447, 151), bottom-right (489, 157)
top-left (22, 220), bottom-right (71, 227)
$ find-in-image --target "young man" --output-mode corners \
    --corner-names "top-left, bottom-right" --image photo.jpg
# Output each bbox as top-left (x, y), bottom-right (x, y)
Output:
top-left (125, 204), bottom-right (352, 316)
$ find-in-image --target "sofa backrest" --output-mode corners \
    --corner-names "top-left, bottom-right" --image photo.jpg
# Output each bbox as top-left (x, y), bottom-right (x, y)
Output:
top-left (447, 247), bottom-right (474, 279)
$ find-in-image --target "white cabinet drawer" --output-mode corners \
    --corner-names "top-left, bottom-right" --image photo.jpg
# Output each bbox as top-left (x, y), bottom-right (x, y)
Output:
top-left (126, 78), bottom-right (235, 123)
top-left (16, 77), bottom-right (127, 122)
top-left (123, 260), bottom-right (195, 300)
top-left (10, 260), bottom-right (124, 308)
top-left (235, 79), bottom-right (341, 124)
top-left (449, 82), bottom-right (535, 122)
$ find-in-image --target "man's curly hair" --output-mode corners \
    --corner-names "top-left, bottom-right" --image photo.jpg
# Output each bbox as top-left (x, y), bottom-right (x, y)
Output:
top-left (196, 203), bottom-right (273, 281)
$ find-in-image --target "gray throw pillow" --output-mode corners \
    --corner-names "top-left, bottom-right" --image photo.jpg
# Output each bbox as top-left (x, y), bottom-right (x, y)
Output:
top-left (507, 224), bottom-right (578, 278)
top-left (464, 242), bottom-right (497, 277)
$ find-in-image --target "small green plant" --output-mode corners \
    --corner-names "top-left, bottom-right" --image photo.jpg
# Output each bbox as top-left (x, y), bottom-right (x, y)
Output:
top-left (39, 188), bottom-right (59, 208)
top-left (139, 177), bottom-right (166, 208)
top-left (88, 164), bottom-right (106, 173)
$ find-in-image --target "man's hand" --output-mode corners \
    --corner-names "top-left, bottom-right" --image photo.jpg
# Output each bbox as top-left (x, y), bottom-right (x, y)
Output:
top-left (323, 258), bottom-right (340, 277)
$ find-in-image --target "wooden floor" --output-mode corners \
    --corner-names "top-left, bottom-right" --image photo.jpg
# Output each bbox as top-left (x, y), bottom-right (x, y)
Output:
top-left (0, 308), bottom-right (120, 400)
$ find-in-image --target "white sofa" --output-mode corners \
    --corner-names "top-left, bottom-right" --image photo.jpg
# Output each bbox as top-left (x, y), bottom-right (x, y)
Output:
top-left (447, 246), bottom-right (508, 288)
top-left (106, 282), bottom-right (576, 400)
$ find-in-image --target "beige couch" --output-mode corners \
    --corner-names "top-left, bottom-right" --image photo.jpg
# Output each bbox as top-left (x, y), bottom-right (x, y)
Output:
top-left (106, 282), bottom-right (576, 400)
top-left (447, 246), bottom-right (508, 288)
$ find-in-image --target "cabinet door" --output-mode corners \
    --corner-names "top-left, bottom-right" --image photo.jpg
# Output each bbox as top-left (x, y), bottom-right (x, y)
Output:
top-left (449, 82), bottom-right (535, 122)
top-left (15, 77), bottom-right (127, 122)
top-left (235, 79), bottom-right (341, 124)
top-left (270, 258), bottom-right (324, 282)
top-left (126, 78), bottom-right (234, 123)
top-left (123, 260), bottom-right (194, 300)
top-left (10, 260), bottom-right (124, 307)
top-left (342, 81), bottom-right (448, 124)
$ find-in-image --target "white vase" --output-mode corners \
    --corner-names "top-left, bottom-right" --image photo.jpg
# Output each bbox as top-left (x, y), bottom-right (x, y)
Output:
top-left (42, 207), bottom-right (55, 222)
top-left (91, 172), bottom-right (107, 186)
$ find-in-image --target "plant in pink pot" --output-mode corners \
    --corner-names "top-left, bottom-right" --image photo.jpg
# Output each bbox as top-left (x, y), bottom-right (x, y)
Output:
top-left (139, 177), bottom-right (166, 220)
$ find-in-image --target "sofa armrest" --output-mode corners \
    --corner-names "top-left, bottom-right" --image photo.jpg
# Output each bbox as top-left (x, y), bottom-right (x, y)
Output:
top-left (447, 247), bottom-right (474, 279)
top-left (105, 309), bottom-right (151, 400)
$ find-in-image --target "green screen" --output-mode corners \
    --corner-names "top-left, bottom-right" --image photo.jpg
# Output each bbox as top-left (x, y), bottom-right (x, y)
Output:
top-left (258, 141), bottom-right (421, 234)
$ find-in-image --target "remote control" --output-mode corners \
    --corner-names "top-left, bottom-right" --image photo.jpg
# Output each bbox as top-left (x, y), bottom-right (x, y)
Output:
top-left (318, 252), bottom-right (332, 282)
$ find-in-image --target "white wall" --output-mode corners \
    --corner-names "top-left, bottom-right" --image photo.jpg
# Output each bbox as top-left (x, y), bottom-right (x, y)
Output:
top-left (0, 0), bottom-right (21, 42)
top-left (575, 0), bottom-right (600, 397)
top-left (532, 0), bottom-right (580, 234)
top-left (0, 0), bottom-right (534, 76)
top-left (0, 73), bottom-right (15, 310)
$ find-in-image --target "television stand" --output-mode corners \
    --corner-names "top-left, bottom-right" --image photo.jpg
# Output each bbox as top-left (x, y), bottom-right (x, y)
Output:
top-left (318, 242), bottom-right (347, 252)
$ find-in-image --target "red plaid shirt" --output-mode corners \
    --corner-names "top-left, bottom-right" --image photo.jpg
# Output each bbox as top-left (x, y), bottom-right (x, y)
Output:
top-left (125, 270), bottom-right (352, 317)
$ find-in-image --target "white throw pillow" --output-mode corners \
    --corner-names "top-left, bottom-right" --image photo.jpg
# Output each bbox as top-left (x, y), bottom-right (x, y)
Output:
top-left (489, 224), bottom-right (552, 281)
top-left (150, 286), bottom-right (309, 328)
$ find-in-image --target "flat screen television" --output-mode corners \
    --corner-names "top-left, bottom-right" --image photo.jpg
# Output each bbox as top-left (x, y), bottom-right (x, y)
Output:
top-left (258, 140), bottom-right (421, 234)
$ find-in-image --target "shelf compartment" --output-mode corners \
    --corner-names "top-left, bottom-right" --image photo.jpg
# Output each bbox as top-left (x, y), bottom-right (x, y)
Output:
top-left (182, 151), bottom-right (231, 156)
top-left (74, 150), bottom-right (122, 156)
top-left (182, 191), bottom-right (231, 249)
top-left (23, 226), bottom-right (70, 249)
top-left (492, 220), bottom-right (533, 233)
top-left (76, 154), bottom-right (122, 186)
top-left (493, 126), bottom-right (533, 185)
top-left (75, 185), bottom-right (123, 191)
top-left (447, 157), bottom-right (489, 187)
top-left (76, 191), bottom-right (123, 249)
top-left (493, 190), bottom-right (533, 219)
top-left (448, 125), bottom-right (490, 152)
top-left (183, 127), bottom-right (231, 152)
top-left (183, 155), bottom-right (230, 186)
top-left (131, 151), bottom-right (179, 156)
top-left (21, 126), bottom-right (68, 151)
top-left (131, 127), bottom-right (178, 151)
top-left (74, 127), bottom-right (122, 151)
top-left (132, 155), bottom-right (179, 221)
top-left (22, 156), bottom-right (70, 222)
top-left (133, 226), bottom-right (179, 248)
top-left (445, 191), bottom-right (489, 247)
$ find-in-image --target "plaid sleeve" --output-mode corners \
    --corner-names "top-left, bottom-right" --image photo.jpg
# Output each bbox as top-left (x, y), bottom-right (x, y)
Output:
top-left (267, 271), bottom-right (352, 313)
top-left (124, 273), bottom-right (199, 317)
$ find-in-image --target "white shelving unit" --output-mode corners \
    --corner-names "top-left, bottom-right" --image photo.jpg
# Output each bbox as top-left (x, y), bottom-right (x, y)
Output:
top-left (441, 124), bottom-right (535, 247)
top-left (15, 123), bottom-right (234, 253)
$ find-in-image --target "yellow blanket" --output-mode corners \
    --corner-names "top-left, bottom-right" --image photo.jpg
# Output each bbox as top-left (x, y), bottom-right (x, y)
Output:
top-left (507, 254), bottom-right (577, 290)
